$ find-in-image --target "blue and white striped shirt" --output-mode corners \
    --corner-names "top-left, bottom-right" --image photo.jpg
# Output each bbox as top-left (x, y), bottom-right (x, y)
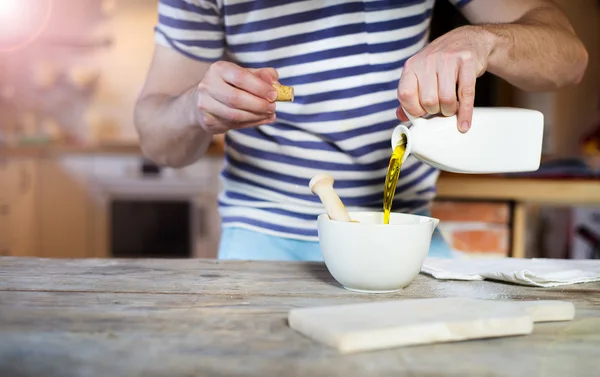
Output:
top-left (155, 0), bottom-right (472, 241)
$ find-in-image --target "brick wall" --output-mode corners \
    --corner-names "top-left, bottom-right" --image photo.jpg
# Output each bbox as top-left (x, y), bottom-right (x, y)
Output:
top-left (431, 201), bottom-right (511, 258)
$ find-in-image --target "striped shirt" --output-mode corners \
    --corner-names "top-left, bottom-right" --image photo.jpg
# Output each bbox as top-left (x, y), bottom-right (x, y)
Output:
top-left (155, 0), bottom-right (472, 241)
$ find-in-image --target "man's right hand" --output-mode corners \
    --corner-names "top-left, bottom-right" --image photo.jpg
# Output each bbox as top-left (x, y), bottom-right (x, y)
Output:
top-left (195, 61), bottom-right (280, 134)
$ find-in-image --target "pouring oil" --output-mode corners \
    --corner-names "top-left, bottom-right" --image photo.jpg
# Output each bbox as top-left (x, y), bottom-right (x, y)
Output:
top-left (383, 134), bottom-right (407, 224)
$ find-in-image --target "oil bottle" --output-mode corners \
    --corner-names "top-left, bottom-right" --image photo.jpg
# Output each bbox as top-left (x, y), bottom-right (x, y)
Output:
top-left (391, 107), bottom-right (544, 174)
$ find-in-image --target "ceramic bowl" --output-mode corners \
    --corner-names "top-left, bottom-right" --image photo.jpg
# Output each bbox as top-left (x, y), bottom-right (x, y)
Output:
top-left (317, 211), bottom-right (439, 293)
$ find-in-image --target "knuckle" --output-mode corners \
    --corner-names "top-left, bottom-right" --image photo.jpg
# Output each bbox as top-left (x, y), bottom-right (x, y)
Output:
top-left (403, 57), bottom-right (417, 70)
top-left (211, 60), bottom-right (227, 72)
top-left (460, 101), bottom-right (473, 112)
top-left (459, 50), bottom-right (474, 63)
top-left (196, 95), bottom-right (208, 112)
top-left (229, 70), bottom-right (246, 87)
top-left (267, 67), bottom-right (279, 79)
top-left (398, 88), bottom-right (415, 102)
top-left (225, 92), bottom-right (241, 108)
top-left (258, 101), bottom-right (270, 113)
top-left (420, 97), bottom-right (438, 108)
top-left (425, 54), bottom-right (437, 66)
top-left (200, 113), bottom-right (212, 127)
top-left (460, 86), bottom-right (475, 98)
top-left (196, 83), bottom-right (208, 94)
top-left (439, 94), bottom-right (455, 104)
top-left (225, 109), bottom-right (241, 122)
top-left (439, 51), bottom-right (454, 63)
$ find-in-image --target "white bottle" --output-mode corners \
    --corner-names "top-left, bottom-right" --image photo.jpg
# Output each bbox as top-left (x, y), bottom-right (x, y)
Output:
top-left (391, 107), bottom-right (544, 174)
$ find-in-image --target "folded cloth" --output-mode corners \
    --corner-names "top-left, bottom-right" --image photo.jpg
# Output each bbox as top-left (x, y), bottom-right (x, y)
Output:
top-left (421, 257), bottom-right (600, 287)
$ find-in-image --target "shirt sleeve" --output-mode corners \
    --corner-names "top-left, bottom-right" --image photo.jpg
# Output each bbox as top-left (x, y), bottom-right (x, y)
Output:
top-left (447, 0), bottom-right (473, 9)
top-left (154, 0), bottom-right (224, 62)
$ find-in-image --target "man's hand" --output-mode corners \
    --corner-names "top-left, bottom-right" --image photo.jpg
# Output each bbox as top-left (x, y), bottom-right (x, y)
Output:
top-left (396, 26), bottom-right (492, 133)
top-left (195, 61), bottom-right (279, 134)
top-left (396, 0), bottom-right (588, 133)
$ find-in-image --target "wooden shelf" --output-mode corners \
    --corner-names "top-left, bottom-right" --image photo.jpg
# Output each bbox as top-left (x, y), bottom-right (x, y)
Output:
top-left (437, 172), bottom-right (600, 205)
top-left (436, 172), bottom-right (600, 259)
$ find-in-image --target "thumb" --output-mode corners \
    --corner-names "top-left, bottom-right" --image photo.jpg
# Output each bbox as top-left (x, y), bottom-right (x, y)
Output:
top-left (249, 67), bottom-right (279, 85)
top-left (396, 106), bottom-right (410, 122)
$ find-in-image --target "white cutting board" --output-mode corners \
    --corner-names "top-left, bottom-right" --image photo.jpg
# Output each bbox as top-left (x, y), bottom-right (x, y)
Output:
top-left (288, 297), bottom-right (574, 353)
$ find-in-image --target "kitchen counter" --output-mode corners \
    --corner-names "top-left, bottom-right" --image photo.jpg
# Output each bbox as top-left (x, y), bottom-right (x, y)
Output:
top-left (1, 257), bottom-right (599, 377)
top-left (3, 141), bottom-right (600, 258)
top-left (437, 172), bottom-right (600, 204)
top-left (436, 173), bottom-right (600, 258)
top-left (0, 140), bottom-right (225, 158)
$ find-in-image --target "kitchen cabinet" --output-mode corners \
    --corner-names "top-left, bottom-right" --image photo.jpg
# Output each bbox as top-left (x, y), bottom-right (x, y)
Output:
top-left (0, 158), bottom-right (39, 257)
top-left (0, 204), bottom-right (8, 256)
top-left (37, 157), bottom-right (98, 258)
top-left (0, 161), bottom-right (10, 256)
top-left (0, 154), bottom-right (224, 259)
top-left (0, 157), bottom-right (102, 258)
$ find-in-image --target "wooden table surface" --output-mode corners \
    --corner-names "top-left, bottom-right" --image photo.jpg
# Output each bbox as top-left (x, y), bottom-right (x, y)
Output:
top-left (1, 257), bottom-right (599, 377)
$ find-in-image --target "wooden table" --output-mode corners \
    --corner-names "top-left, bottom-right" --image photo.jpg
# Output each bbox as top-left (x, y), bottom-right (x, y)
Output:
top-left (1, 257), bottom-right (599, 377)
top-left (437, 173), bottom-right (600, 258)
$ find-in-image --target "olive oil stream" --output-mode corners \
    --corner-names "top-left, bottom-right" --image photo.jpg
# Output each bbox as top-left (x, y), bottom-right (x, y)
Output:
top-left (383, 134), bottom-right (407, 224)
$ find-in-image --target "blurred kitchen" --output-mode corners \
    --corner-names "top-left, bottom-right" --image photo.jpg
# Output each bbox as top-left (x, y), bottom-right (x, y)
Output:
top-left (0, 0), bottom-right (599, 261)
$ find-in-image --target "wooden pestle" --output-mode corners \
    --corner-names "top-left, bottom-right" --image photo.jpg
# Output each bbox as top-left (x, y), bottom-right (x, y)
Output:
top-left (309, 173), bottom-right (357, 222)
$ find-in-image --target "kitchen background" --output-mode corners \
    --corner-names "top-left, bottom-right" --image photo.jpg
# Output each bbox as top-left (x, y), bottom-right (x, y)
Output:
top-left (0, 0), bottom-right (599, 260)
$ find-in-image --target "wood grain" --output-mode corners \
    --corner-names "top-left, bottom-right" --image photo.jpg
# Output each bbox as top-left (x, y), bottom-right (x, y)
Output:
top-left (4, 161), bottom-right (39, 257)
top-left (1, 257), bottom-right (599, 377)
top-left (436, 173), bottom-right (600, 204)
top-left (511, 202), bottom-right (528, 259)
top-left (38, 158), bottom-right (90, 258)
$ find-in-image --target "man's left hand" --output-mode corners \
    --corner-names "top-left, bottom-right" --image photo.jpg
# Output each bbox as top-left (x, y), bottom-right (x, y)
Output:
top-left (396, 26), bottom-right (493, 132)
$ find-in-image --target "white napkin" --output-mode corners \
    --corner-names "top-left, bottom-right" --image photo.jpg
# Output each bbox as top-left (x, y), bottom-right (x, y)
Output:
top-left (421, 257), bottom-right (600, 287)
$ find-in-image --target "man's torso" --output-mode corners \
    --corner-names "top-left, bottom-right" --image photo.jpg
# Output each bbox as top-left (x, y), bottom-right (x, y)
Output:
top-left (156, 0), bottom-right (444, 240)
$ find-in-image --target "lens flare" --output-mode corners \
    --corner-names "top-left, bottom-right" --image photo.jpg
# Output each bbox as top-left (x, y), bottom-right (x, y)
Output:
top-left (0, 0), bottom-right (52, 52)
top-left (0, 1), bottom-right (21, 15)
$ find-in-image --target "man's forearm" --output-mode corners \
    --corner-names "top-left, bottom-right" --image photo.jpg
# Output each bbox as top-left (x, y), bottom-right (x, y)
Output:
top-left (134, 86), bottom-right (212, 168)
top-left (479, 5), bottom-right (588, 91)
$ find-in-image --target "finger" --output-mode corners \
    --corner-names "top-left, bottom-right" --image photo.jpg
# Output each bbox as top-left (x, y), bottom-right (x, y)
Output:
top-left (249, 67), bottom-right (279, 85)
top-left (416, 61), bottom-right (440, 115)
top-left (199, 112), bottom-right (228, 134)
top-left (457, 62), bottom-right (476, 133)
top-left (438, 63), bottom-right (458, 117)
top-left (220, 114), bottom-right (277, 130)
top-left (201, 112), bottom-right (275, 133)
top-left (215, 62), bottom-right (278, 102)
top-left (209, 78), bottom-right (276, 114)
top-left (396, 107), bottom-right (410, 122)
top-left (198, 94), bottom-right (272, 124)
top-left (398, 68), bottom-right (427, 119)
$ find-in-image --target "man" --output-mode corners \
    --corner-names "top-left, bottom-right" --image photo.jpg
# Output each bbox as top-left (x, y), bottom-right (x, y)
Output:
top-left (134, 0), bottom-right (588, 261)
